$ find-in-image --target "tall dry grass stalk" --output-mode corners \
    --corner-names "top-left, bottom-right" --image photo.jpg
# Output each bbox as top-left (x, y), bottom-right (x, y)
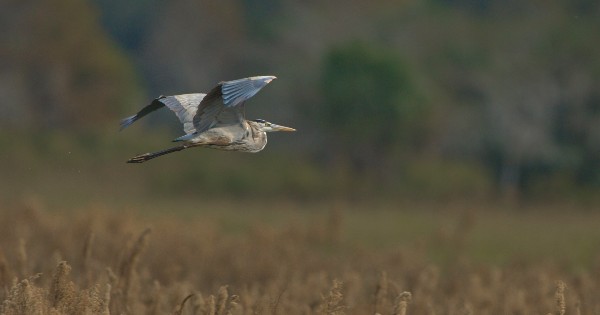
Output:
top-left (102, 284), bottom-right (111, 315)
top-left (81, 231), bottom-right (95, 286)
top-left (171, 293), bottom-right (194, 315)
top-left (374, 271), bottom-right (388, 314)
top-left (17, 239), bottom-right (27, 279)
top-left (554, 280), bottom-right (566, 315)
top-left (215, 285), bottom-right (228, 315)
top-left (114, 227), bottom-right (151, 313)
top-left (393, 292), bottom-right (412, 315)
top-left (319, 279), bottom-right (345, 315)
top-left (206, 294), bottom-right (216, 315)
top-left (49, 261), bottom-right (75, 310)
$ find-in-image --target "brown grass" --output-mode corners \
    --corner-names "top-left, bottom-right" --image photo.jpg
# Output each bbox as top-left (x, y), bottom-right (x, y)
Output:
top-left (0, 201), bottom-right (599, 314)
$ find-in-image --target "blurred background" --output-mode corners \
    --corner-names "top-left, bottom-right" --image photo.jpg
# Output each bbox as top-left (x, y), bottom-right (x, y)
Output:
top-left (1, 0), bottom-right (599, 207)
top-left (3, 2), bottom-right (600, 311)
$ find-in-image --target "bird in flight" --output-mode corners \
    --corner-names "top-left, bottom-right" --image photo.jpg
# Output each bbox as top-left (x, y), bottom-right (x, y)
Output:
top-left (120, 75), bottom-right (295, 163)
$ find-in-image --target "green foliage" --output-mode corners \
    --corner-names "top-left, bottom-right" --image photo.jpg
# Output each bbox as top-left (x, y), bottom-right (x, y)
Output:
top-left (321, 42), bottom-right (413, 143)
top-left (318, 41), bottom-right (426, 175)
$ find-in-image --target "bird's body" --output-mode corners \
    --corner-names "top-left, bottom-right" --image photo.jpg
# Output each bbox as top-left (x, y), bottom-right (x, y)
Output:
top-left (185, 120), bottom-right (268, 152)
top-left (120, 76), bottom-right (295, 163)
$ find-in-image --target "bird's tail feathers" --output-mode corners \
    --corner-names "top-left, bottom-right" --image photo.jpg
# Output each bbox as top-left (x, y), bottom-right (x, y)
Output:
top-left (127, 145), bottom-right (188, 163)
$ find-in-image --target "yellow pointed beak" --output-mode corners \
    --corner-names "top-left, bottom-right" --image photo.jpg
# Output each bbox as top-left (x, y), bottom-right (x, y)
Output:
top-left (273, 124), bottom-right (296, 132)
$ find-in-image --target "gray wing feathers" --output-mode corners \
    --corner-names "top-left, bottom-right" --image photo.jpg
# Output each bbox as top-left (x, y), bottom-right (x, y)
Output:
top-left (122, 77), bottom-right (269, 133)
top-left (192, 84), bottom-right (245, 133)
top-left (120, 97), bottom-right (164, 130)
top-left (160, 94), bottom-right (205, 134)
top-left (193, 97), bottom-right (224, 133)
top-left (221, 78), bottom-right (263, 107)
top-left (191, 77), bottom-right (267, 133)
top-left (120, 93), bottom-right (205, 133)
top-left (120, 114), bottom-right (139, 130)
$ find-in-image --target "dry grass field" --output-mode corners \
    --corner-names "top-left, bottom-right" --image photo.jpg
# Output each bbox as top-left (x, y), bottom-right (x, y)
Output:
top-left (1, 199), bottom-right (600, 315)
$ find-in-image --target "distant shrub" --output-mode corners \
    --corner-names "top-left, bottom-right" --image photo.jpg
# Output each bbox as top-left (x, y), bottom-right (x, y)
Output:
top-left (319, 41), bottom-right (426, 173)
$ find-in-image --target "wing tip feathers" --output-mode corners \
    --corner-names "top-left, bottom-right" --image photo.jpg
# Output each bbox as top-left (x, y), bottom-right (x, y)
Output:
top-left (119, 115), bottom-right (137, 131)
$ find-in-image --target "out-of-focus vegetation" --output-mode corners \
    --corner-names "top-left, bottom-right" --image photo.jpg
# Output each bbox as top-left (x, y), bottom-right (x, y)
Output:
top-left (2, 0), bottom-right (599, 202)
top-left (1, 201), bottom-right (600, 314)
top-left (318, 42), bottom-right (423, 178)
top-left (0, 0), bottom-right (142, 130)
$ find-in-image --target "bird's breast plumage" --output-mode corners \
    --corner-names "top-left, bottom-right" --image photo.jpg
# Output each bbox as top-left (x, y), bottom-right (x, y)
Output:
top-left (187, 121), bottom-right (267, 152)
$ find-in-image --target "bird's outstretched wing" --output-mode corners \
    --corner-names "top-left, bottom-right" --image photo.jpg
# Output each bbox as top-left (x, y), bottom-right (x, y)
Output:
top-left (191, 85), bottom-right (243, 133)
top-left (221, 77), bottom-right (267, 107)
top-left (120, 93), bottom-right (206, 134)
top-left (192, 76), bottom-right (274, 133)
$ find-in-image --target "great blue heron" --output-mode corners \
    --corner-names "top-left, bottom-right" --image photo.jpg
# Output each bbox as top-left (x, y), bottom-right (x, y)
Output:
top-left (120, 75), bottom-right (295, 163)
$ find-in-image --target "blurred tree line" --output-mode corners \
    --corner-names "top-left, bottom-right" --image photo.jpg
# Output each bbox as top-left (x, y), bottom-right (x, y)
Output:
top-left (0, 0), bottom-right (142, 130)
top-left (1, 0), bottom-right (599, 201)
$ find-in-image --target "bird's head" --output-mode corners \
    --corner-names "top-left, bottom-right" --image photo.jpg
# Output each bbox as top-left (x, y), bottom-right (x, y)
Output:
top-left (253, 119), bottom-right (296, 132)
